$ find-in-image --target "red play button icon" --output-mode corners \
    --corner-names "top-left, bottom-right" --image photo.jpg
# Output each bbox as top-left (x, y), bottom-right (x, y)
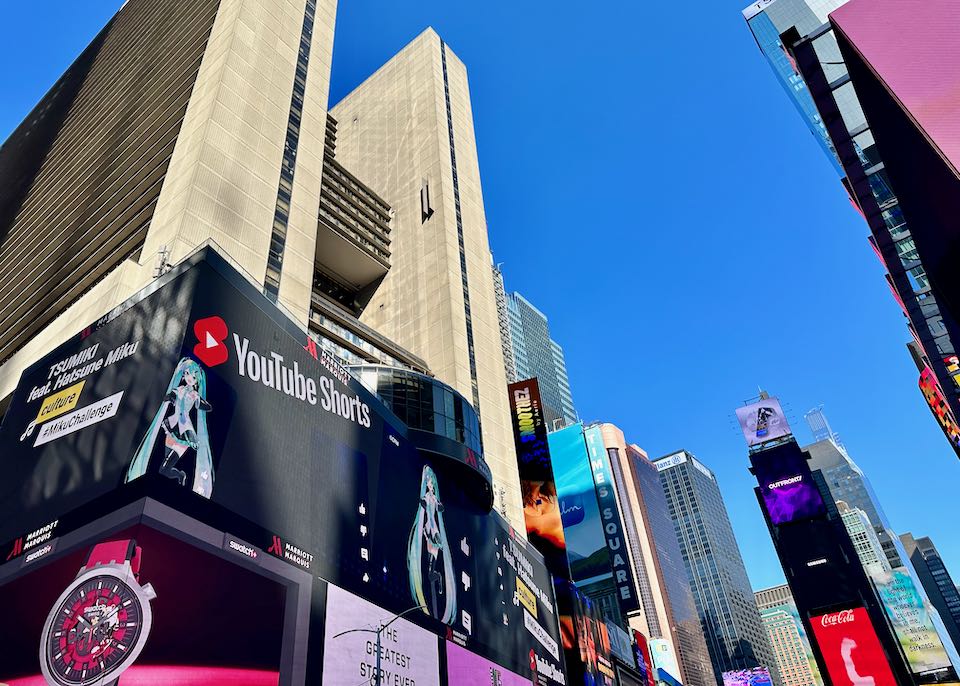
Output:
top-left (193, 316), bottom-right (228, 367)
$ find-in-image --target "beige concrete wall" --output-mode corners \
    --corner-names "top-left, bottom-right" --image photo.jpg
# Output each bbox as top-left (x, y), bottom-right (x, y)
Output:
top-left (331, 28), bottom-right (524, 530)
top-left (143, 0), bottom-right (336, 323)
top-left (0, 0), bottom-right (337, 400)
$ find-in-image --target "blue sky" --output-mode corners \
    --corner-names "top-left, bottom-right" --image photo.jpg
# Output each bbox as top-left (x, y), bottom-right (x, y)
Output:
top-left (2, 1), bottom-right (958, 592)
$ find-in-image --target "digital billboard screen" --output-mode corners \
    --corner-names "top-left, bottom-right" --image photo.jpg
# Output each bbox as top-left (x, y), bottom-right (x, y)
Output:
top-left (0, 249), bottom-right (568, 686)
top-left (446, 641), bottom-right (530, 686)
top-left (809, 607), bottom-right (897, 686)
top-left (723, 667), bottom-right (773, 686)
top-left (509, 378), bottom-right (571, 582)
top-left (736, 398), bottom-right (791, 447)
top-left (750, 442), bottom-right (825, 525)
top-left (322, 583), bottom-right (440, 686)
top-left (0, 516), bottom-right (301, 685)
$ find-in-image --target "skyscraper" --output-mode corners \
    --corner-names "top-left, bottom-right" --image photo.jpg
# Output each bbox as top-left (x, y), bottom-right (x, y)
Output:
top-left (743, 0), bottom-right (960, 448)
top-left (901, 533), bottom-right (960, 653)
top-left (330, 29), bottom-right (523, 527)
top-left (598, 425), bottom-right (714, 686)
top-left (754, 585), bottom-right (822, 686)
top-left (0, 0), bottom-right (342, 401)
top-left (654, 450), bottom-right (780, 685)
top-left (504, 291), bottom-right (578, 427)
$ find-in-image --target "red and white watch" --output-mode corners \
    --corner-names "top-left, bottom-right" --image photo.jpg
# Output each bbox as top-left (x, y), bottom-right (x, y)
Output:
top-left (40, 539), bottom-right (156, 686)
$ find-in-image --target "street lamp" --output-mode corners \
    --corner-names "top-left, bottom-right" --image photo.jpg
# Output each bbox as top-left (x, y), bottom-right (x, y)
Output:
top-left (332, 604), bottom-right (428, 686)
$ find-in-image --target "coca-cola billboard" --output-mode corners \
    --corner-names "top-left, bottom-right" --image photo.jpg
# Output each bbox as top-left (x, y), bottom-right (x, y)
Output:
top-left (810, 607), bottom-right (897, 686)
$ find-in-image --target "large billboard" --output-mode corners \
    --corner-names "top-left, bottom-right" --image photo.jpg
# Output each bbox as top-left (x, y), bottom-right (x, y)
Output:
top-left (583, 425), bottom-right (640, 614)
top-left (872, 566), bottom-right (952, 675)
top-left (649, 639), bottom-right (681, 683)
top-left (809, 607), bottom-right (898, 686)
top-left (322, 583), bottom-right (440, 686)
top-left (508, 378), bottom-right (571, 581)
top-left (548, 425), bottom-right (616, 599)
top-left (445, 641), bottom-right (531, 686)
top-left (750, 442), bottom-right (825, 526)
top-left (735, 398), bottom-right (791, 447)
top-left (919, 366), bottom-right (960, 455)
top-left (723, 667), bottom-right (773, 686)
top-left (0, 249), bottom-right (567, 686)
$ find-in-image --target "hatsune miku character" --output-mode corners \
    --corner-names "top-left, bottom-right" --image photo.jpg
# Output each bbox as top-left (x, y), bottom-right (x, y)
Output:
top-left (407, 464), bottom-right (456, 624)
top-left (126, 357), bottom-right (214, 498)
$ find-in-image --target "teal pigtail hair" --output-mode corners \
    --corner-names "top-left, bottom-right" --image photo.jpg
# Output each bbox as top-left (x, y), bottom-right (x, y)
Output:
top-left (406, 464), bottom-right (457, 625)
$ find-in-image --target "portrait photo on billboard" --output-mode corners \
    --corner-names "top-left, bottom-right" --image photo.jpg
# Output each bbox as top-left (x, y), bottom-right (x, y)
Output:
top-left (0, 521), bottom-right (295, 686)
top-left (809, 606), bottom-right (898, 686)
top-left (736, 398), bottom-right (791, 447)
top-left (751, 442), bottom-right (825, 526)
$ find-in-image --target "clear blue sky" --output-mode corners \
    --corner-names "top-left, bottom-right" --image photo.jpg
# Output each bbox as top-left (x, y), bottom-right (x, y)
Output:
top-left (2, 1), bottom-right (958, 592)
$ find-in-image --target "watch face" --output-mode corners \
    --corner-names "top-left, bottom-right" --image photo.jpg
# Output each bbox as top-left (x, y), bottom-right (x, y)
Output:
top-left (43, 573), bottom-right (145, 685)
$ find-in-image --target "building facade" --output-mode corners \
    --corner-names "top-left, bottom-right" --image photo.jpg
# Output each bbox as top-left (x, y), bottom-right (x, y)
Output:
top-left (597, 425), bottom-right (714, 686)
top-left (330, 29), bottom-right (523, 526)
top-left (743, 0), bottom-right (960, 452)
top-left (0, 0), bottom-right (371, 398)
top-left (901, 533), bottom-right (960, 654)
top-left (655, 450), bottom-right (780, 685)
top-left (754, 585), bottom-right (822, 686)
top-left (505, 292), bottom-right (577, 427)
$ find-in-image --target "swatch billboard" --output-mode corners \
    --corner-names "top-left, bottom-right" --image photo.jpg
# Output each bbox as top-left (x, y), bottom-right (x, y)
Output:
top-left (0, 248), bottom-right (567, 685)
top-left (750, 442), bottom-right (825, 526)
top-left (809, 607), bottom-right (897, 686)
top-left (735, 398), bottom-right (791, 447)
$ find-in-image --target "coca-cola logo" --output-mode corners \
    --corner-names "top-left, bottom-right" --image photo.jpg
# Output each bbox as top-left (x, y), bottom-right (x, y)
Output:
top-left (820, 609), bottom-right (856, 627)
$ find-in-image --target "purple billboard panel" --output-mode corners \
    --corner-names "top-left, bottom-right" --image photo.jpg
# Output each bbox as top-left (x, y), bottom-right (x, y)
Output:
top-left (445, 641), bottom-right (531, 686)
top-left (752, 443), bottom-right (825, 526)
top-left (735, 398), bottom-right (791, 447)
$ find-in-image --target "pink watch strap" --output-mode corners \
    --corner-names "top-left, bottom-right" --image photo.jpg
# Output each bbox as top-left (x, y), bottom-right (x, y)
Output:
top-left (84, 539), bottom-right (142, 577)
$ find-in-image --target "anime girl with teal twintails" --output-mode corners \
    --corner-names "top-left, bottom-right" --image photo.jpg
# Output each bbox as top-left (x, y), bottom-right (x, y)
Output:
top-left (126, 357), bottom-right (214, 498)
top-left (407, 464), bottom-right (457, 625)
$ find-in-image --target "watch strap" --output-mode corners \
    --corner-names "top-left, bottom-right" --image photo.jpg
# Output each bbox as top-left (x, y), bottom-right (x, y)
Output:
top-left (83, 539), bottom-right (142, 578)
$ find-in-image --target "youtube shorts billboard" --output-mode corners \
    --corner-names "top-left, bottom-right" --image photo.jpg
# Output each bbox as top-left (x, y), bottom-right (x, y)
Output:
top-left (0, 247), bottom-right (567, 685)
top-left (809, 607), bottom-right (897, 686)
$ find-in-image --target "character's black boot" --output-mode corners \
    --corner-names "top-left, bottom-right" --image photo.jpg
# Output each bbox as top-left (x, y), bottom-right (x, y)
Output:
top-left (160, 449), bottom-right (187, 486)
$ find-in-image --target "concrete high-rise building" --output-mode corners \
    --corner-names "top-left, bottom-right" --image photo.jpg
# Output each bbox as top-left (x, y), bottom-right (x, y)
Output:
top-left (744, 0), bottom-right (960, 450)
top-left (503, 291), bottom-right (578, 427)
top-left (654, 450), bottom-right (780, 686)
top-left (0, 0), bottom-right (436, 402)
top-left (901, 533), bottom-right (960, 653)
top-left (330, 29), bottom-right (523, 527)
top-left (754, 585), bottom-right (822, 686)
top-left (837, 502), bottom-right (892, 574)
top-left (491, 259), bottom-right (517, 384)
top-left (597, 425), bottom-right (713, 686)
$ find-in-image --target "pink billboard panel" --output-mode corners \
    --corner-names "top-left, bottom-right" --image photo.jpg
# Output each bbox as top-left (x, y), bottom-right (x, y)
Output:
top-left (831, 0), bottom-right (960, 171)
top-left (445, 641), bottom-right (532, 686)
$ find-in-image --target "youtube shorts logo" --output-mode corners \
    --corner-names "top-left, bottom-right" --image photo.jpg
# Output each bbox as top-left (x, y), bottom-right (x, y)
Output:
top-left (193, 316), bottom-right (229, 367)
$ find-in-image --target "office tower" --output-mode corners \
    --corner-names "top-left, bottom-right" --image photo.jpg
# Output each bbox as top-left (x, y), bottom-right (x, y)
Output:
top-left (654, 450), bottom-right (780, 685)
top-left (804, 437), bottom-right (901, 567)
top-left (504, 291), bottom-right (578, 428)
top-left (598, 425), bottom-right (714, 686)
top-left (491, 259), bottom-right (517, 383)
top-left (802, 406), bottom-right (842, 447)
top-left (901, 534), bottom-right (960, 652)
top-left (330, 29), bottom-right (523, 527)
top-left (837, 502), bottom-right (891, 573)
top-left (744, 0), bottom-right (960, 452)
top-left (0, 0), bottom-right (349, 401)
top-left (754, 585), bottom-right (822, 686)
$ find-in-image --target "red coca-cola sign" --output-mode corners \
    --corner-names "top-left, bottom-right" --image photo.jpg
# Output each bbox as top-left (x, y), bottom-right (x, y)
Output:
top-left (810, 606), bottom-right (897, 686)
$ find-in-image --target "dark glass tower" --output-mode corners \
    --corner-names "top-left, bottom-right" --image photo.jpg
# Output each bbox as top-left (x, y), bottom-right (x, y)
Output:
top-left (655, 451), bottom-right (780, 685)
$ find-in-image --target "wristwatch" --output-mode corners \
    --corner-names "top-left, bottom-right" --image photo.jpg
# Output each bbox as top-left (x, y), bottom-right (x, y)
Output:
top-left (39, 539), bottom-right (156, 686)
